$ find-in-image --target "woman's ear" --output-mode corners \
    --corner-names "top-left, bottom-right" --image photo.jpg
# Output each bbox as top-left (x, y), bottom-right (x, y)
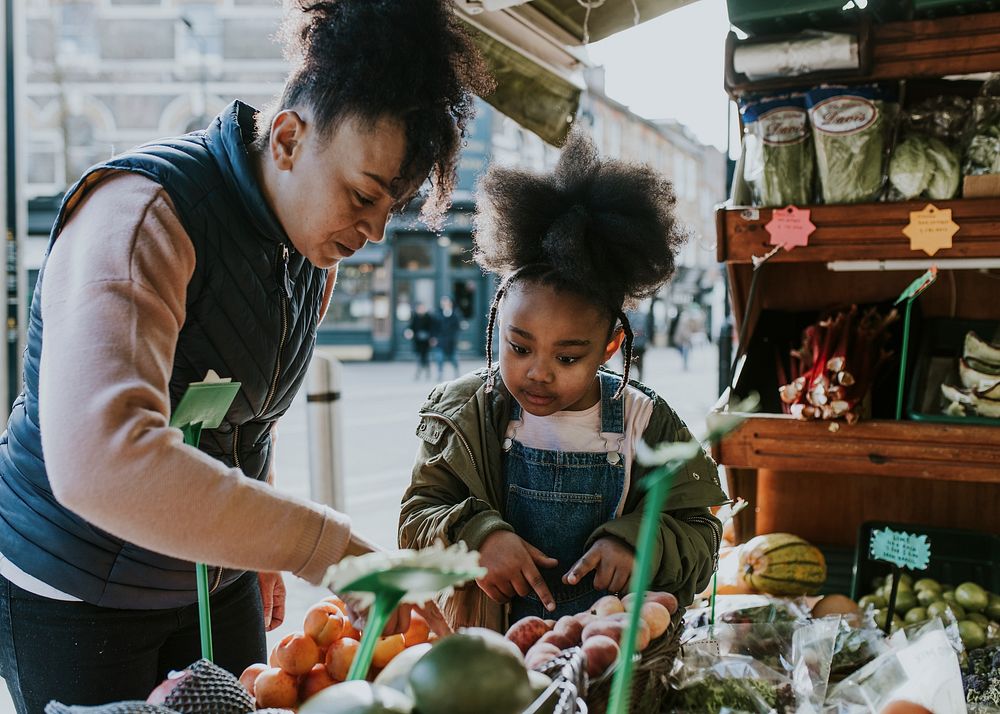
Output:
top-left (602, 326), bottom-right (625, 363)
top-left (269, 110), bottom-right (306, 171)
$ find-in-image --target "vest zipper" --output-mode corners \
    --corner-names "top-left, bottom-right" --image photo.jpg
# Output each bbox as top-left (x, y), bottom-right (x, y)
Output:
top-left (217, 244), bottom-right (292, 593)
top-left (417, 410), bottom-right (478, 473)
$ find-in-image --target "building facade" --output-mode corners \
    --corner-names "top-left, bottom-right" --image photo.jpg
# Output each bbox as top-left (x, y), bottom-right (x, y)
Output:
top-left (21, 0), bottom-right (726, 360)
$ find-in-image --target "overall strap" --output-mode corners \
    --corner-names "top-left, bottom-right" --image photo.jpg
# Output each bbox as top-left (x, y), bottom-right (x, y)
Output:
top-left (598, 372), bottom-right (625, 434)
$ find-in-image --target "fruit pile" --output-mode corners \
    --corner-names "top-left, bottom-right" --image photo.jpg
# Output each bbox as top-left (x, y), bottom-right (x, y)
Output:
top-left (857, 574), bottom-right (1000, 650)
top-left (504, 592), bottom-right (678, 678)
top-left (239, 595), bottom-right (432, 709)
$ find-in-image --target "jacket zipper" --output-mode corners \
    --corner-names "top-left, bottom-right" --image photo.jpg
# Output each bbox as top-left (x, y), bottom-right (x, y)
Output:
top-left (684, 514), bottom-right (723, 570)
top-left (417, 410), bottom-right (478, 473)
top-left (217, 244), bottom-right (291, 592)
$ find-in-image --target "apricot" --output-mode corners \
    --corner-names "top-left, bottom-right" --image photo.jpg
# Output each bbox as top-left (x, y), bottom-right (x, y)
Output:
top-left (342, 620), bottom-right (363, 641)
top-left (372, 634), bottom-right (406, 669)
top-left (299, 663), bottom-right (337, 702)
top-left (267, 646), bottom-right (280, 668)
top-left (538, 630), bottom-right (574, 651)
top-left (323, 595), bottom-right (348, 611)
top-left (553, 616), bottom-right (584, 646)
top-left (590, 595), bottom-right (625, 617)
top-left (505, 616), bottom-right (551, 654)
top-left (273, 632), bottom-right (321, 676)
top-left (238, 663), bottom-right (267, 696)
top-left (402, 611), bottom-right (431, 646)
top-left (582, 635), bottom-right (620, 678)
top-left (645, 591), bottom-right (679, 614)
top-left (304, 603), bottom-right (347, 647)
top-left (325, 636), bottom-right (360, 681)
top-left (254, 667), bottom-right (299, 709)
top-left (524, 642), bottom-right (563, 669)
top-left (639, 602), bottom-right (671, 639)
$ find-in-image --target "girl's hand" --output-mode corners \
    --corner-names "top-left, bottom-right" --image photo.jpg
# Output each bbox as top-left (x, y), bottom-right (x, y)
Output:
top-left (563, 537), bottom-right (635, 594)
top-left (476, 530), bottom-right (558, 612)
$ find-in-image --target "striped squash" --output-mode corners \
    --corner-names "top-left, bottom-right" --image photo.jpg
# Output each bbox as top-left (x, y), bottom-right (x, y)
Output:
top-left (740, 533), bottom-right (827, 596)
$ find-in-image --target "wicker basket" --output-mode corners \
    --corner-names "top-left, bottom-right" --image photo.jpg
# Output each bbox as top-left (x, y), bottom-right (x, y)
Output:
top-left (583, 620), bottom-right (683, 714)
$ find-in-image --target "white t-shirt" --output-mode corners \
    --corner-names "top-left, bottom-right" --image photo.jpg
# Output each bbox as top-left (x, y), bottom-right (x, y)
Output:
top-left (503, 383), bottom-right (655, 516)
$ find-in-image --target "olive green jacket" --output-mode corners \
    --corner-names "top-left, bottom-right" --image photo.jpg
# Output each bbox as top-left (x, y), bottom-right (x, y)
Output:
top-left (397, 369), bottom-right (728, 631)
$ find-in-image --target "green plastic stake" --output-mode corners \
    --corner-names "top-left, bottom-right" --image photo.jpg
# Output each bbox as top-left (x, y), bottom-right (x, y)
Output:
top-left (894, 267), bottom-right (938, 420)
top-left (605, 398), bottom-right (757, 714)
top-left (170, 375), bottom-right (241, 662)
top-left (322, 546), bottom-right (486, 682)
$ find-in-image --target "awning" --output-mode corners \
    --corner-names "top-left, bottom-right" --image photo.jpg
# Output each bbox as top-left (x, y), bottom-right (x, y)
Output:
top-left (455, 0), bottom-right (699, 145)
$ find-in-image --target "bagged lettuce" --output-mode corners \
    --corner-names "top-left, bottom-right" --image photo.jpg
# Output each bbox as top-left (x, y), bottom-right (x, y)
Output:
top-left (889, 134), bottom-right (960, 201)
top-left (741, 93), bottom-right (815, 207)
top-left (807, 85), bottom-right (895, 204)
top-left (964, 75), bottom-right (1000, 176)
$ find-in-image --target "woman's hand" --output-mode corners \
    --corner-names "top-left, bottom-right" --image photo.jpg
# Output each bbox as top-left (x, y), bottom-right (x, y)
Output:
top-left (563, 537), bottom-right (635, 594)
top-left (258, 571), bottom-right (287, 631)
top-left (476, 530), bottom-right (557, 612)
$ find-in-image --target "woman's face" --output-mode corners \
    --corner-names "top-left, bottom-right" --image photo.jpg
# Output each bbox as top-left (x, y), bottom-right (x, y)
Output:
top-left (499, 282), bottom-right (623, 417)
top-left (264, 111), bottom-right (410, 268)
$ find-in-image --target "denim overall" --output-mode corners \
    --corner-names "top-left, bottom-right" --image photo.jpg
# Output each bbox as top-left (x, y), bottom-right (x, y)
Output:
top-left (504, 372), bottom-right (627, 621)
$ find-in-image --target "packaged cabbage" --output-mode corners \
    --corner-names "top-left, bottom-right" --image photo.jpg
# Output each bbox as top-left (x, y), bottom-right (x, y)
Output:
top-left (888, 135), bottom-right (932, 199)
top-left (807, 85), bottom-right (893, 204)
top-left (741, 93), bottom-right (814, 207)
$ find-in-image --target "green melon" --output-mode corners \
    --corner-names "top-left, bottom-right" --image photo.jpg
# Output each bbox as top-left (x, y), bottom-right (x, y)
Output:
top-left (740, 533), bottom-right (827, 596)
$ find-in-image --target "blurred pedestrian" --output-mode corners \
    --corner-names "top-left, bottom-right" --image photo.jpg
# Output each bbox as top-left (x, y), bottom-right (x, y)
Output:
top-left (433, 295), bottom-right (464, 380)
top-left (625, 306), bottom-right (650, 382)
top-left (405, 302), bottom-right (434, 379)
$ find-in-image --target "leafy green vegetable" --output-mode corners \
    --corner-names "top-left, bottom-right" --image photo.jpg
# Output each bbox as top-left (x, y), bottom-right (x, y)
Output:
top-left (925, 137), bottom-right (961, 200)
top-left (889, 135), bottom-right (932, 199)
top-left (808, 86), bottom-right (892, 204)
top-left (741, 95), bottom-right (814, 207)
top-left (672, 677), bottom-right (796, 713)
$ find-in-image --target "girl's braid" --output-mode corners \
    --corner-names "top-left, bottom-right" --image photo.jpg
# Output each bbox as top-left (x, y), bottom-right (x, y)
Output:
top-left (615, 311), bottom-right (634, 400)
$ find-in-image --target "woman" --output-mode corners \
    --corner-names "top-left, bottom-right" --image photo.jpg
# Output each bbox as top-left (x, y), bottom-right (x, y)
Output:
top-left (0, 0), bottom-right (492, 709)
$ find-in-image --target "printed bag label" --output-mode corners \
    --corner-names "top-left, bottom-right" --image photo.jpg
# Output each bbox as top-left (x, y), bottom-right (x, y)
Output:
top-left (811, 96), bottom-right (878, 135)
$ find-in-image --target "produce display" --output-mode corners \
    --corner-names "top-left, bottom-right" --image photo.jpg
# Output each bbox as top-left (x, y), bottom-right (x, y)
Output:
top-left (740, 93), bottom-right (815, 207)
top-left (963, 645), bottom-right (1000, 708)
top-left (738, 533), bottom-right (827, 595)
top-left (778, 305), bottom-right (899, 423)
top-left (965, 76), bottom-right (1000, 177)
top-left (940, 331), bottom-right (1000, 419)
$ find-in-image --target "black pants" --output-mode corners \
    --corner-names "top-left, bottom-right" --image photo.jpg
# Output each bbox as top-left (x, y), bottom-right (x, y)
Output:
top-left (0, 572), bottom-right (266, 713)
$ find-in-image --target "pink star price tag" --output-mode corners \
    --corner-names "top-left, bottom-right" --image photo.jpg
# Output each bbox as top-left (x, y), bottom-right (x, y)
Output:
top-left (765, 205), bottom-right (815, 251)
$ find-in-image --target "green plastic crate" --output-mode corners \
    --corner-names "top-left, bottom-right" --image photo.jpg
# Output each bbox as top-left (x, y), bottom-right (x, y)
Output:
top-left (851, 521), bottom-right (1000, 600)
top-left (914, 0), bottom-right (1000, 18)
top-left (726, 0), bottom-right (907, 36)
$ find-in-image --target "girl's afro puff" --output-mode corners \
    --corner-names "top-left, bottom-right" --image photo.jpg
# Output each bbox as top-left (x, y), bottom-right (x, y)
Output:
top-left (473, 131), bottom-right (685, 312)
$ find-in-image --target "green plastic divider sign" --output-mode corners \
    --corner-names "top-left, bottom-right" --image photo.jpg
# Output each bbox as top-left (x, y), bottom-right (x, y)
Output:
top-left (870, 527), bottom-right (931, 570)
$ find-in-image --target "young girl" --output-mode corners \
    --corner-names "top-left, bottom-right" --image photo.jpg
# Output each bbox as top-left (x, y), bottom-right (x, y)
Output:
top-left (398, 134), bottom-right (728, 630)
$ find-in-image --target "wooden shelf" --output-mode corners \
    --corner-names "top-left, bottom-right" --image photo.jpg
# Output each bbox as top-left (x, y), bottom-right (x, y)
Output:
top-left (726, 11), bottom-right (1000, 96)
top-left (716, 414), bottom-right (1000, 484)
top-left (716, 199), bottom-right (1000, 265)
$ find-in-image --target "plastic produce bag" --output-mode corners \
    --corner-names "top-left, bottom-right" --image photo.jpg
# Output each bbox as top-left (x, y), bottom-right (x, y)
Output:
top-left (671, 650), bottom-right (799, 714)
top-left (741, 93), bottom-right (815, 207)
top-left (964, 75), bottom-right (1000, 176)
top-left (888, 96), bottom-right (967, 201)
top-left (807, 85), bottom-right (895, 204)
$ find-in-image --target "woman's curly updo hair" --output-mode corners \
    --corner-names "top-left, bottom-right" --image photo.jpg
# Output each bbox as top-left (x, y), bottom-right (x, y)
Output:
top-left (256, 0), bottom-right (494, 229)
top-left (474, 132), bottom-right (686, 397)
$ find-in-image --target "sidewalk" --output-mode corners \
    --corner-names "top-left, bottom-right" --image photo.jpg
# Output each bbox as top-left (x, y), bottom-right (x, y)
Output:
top-left (0, 344), bottom-right (719, 709)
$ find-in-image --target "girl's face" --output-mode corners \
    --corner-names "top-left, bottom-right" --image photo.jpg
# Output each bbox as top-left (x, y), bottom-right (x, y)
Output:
top-left (264, 111), bottom-right (411, 269)
top-left (499, 282), bottom-right (623, 417)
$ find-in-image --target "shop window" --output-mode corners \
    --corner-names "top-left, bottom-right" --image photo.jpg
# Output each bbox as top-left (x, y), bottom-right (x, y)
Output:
top-left (448, 235), bottom-right (475, 270)
top-left (395, 238), bottom-right (434, 271)
top-left (323, 265), bottom-right (373, 329)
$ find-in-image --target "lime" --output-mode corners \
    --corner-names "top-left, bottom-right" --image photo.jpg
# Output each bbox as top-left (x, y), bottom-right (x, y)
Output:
top-left (914, 578), bottom-right (941, 594)
top-left (928, 601), bottom-right (966, 621)
top-left (874, 610), bottom-right (904, 631)
top-left (904, 607), bottom-right (928, 624)
top-left (955, 582), bottom-right (990, 613)
top-left (958, 620), bottom-right (987, 650)
top-left (966, 612), bottom-right (990, 628)
top-left (942, 590), bottom-right (958, 606)
top-left (917, 589), bottom-right (940, 608)
top-left (894, 590), bottom-right (917, 614)
top-left (859, 594), bottom-right (887, 611)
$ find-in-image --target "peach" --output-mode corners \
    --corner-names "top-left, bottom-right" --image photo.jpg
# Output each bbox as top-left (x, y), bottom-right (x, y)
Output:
top-left (325, 637), bottom-right (360, 681)
top-left (573, 612), bottom-right (597, 629)
top-left (590, 595), bottom-right (625, 617)
top-left (538, 630), bottom-right (574, 650)
top-left (402, 611), bottom-right (431, 647)
top-left (304, 603), bottom-right (347, 647)
top-left (238, 663), bottom-right (267, 696)
top-left (323, 595), bottom-right (348, 611)
top-left (543, 619), bottom-right (557, 629)
top-left (254, 667), bottom-right (299, 709)
top-left (524, 642), bottom-right (563, 669)
top-left (582, 618), bottom-right (626, 645)
top-left (299, 663), bottom-right (337, 702)
top-left (639, 602), bottom-right (671, 639)
top-left (273, 632), bottom-right (321, 676)
top-left (607, 613), bottom-right (651, 651)
top-left (372, 634), bottom-right (406, 669)
top-left (505, 616), bottom-right (551, 655)
top-left (267, 646), bottom-right (280, 668)
top-left (342, 620), bottom-right (363, 641)
top-left (553, 616), bottom-right (584, 646)
top-left (646, 591), bottom-right (679, 614)
top-left (147, 670), bottom-right (190, 704)
top-left (582, 635), bottom-right (620, 678)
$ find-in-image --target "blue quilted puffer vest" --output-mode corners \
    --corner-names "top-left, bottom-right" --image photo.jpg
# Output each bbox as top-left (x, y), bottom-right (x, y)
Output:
top-left (0, 101), bottom-right (327, 608)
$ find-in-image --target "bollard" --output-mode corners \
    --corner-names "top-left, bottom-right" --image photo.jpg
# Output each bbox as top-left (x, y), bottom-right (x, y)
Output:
top-left (306, 353), bottom-right (346, 512)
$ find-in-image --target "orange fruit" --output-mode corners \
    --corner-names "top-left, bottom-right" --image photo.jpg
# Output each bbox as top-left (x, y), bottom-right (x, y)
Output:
top-left (372, 634), bottom-right (406, 668)
top-left (325, 637), bottom-right (360, 681)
